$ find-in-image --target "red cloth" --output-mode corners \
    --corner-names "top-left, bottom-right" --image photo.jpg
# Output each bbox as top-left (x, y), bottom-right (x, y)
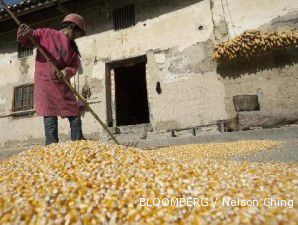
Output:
top-left (17, 28), bottom-right (80, 117)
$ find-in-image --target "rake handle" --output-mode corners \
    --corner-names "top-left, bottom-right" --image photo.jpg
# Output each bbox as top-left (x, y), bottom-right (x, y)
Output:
top-left (0, 0), bottom-right (120, 145)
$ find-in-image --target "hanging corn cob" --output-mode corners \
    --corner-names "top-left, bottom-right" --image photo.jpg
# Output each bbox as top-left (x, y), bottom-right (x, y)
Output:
top-left (213, 29), bottom-right (298, 62)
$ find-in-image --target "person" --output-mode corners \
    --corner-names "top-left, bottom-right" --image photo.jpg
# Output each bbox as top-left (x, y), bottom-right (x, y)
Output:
top-left (17, 14), bottom-right (86, 145)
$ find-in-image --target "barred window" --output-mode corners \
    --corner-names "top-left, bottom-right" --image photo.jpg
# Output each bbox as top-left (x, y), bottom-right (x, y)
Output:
top-left (13, 84), bottom-right (34, 112)
top-left (113, 5), bottom-right (135, 31)
top-left (18, 42), bottom-right (33, 58)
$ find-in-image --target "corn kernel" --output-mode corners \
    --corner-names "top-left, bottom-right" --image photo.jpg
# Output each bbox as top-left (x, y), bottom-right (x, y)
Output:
top-left (0, 140), bottom-right (297, 224)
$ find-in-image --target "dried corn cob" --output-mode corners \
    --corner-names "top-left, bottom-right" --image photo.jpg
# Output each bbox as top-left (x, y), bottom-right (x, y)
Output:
top-left (213, 29), bottom-right (298, 62)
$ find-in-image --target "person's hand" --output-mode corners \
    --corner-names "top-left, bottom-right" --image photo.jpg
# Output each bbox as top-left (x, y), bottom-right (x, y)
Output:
top-left (18, 24), bottom-right (33, 38)
top-left (78, 100), bottom-right (87, 117)
top-left (57, 70), bottom-right (67, 79)
top-left (52, 70), bottom-right (67, 83)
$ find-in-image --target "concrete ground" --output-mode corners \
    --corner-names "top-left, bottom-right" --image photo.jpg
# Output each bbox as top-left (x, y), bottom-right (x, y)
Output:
top-left (139, 126), bottom-right (298, 162)
top-left (0, 126), bottom-right (297, 162)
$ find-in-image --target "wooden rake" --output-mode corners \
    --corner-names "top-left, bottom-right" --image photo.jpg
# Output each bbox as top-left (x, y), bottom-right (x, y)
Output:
top-left (0, 0), bottom-right (134, 146)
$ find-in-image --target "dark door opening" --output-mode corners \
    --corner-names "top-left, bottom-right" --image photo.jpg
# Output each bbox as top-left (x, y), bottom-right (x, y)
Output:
top-left (114, 61), bottom-right (150, 126)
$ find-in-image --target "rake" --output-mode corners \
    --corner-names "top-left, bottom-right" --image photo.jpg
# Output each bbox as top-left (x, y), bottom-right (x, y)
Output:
top-left (0, 0), bottom-right (138, 147)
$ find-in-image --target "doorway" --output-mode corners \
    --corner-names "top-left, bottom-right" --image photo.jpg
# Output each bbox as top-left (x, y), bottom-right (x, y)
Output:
top-left (107, 56), bottom-right (150, 127)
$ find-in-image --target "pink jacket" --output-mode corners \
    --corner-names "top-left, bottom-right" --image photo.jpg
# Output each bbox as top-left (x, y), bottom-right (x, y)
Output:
top-left (17, 28), bottom-right (80, 117)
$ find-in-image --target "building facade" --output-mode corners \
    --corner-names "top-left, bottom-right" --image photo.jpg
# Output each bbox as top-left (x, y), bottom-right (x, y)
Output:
top-left (0, 0), bottom-right (297, 147)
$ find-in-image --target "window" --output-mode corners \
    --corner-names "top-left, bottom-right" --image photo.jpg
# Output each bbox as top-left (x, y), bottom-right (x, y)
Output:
top-left (13, 84), bottom-right (34, 112)
top-left (18, 43), bottom-right (33, 58)
top-left (113, 5), bottom-right (135, 31)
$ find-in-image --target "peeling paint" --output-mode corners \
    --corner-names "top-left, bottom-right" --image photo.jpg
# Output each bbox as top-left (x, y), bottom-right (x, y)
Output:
top-left (90, 78), bottom-right (103, 94)
top-left (0, 97), bottom-right (5, 104)
top-left (168, 40), bottom-right (216, 75)
top-left (20, 57), bottom-right (30, 76)
top-left (155, 53), bottom-right (166, 64)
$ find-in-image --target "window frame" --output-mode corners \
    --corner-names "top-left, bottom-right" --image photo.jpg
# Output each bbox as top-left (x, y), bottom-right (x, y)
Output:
top-left (12, 83), bottom-right (34, 113)
top-left (113, 5), bottom-right (135, 31)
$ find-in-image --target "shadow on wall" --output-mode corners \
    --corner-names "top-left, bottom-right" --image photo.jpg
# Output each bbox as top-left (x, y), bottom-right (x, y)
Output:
top-left (260, 10), bottom-right (298, 32)
top-left (217, 47), bottom-right (298, 79)
top-left (0, 0), bottom-right (204, 35)
top-left (0, 0), bottom-right (204, 55)
top-left (0, 39), bottom-right (18, 55)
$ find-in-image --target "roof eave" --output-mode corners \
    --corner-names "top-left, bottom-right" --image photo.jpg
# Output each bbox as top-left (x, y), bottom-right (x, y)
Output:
top-left (0, 0), bottom-right (70, 22)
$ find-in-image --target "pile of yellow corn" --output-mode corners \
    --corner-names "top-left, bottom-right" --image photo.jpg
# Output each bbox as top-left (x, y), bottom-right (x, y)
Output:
top-left (0, 140), bottom-right (297, 224)
top-left (147, 140), bottom-right (281, 161)
top-left (213, 29), bottom-right (298, 62)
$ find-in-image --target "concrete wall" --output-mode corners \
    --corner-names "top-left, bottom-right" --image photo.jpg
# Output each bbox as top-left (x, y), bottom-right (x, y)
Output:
top-left (215, 0), bottom-right (298, 129)
top-left (0, 0), bottom-right (297, 146)
top-left (80, 0), bottom-right (228, 133)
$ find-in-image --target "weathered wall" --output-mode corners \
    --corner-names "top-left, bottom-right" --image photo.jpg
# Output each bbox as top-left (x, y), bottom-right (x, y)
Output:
top-left (0, 0), bottom-right (297, 146)
top-left (214, 0), bottom-right (298, 129)
top-left (78, 0), bottom-right (227, 133)
top-left (222, 60), bottom-right (298, 129)
top-left (220, 0), bottom-right (298, 36)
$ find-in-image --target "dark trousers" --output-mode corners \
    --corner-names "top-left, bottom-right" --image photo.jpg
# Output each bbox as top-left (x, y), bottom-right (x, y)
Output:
top-left (43, 116), bottom-right (84, 145)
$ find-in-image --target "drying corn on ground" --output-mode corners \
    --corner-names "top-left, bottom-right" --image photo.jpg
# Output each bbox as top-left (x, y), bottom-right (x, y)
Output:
top-left (213, 29), bottom-right (298, 62)
top-left (0, 140), bottom-right (297, 225)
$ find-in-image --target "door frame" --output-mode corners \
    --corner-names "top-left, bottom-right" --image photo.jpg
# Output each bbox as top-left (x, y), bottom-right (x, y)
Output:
top-left (105, 55), bottom-right (149, 127)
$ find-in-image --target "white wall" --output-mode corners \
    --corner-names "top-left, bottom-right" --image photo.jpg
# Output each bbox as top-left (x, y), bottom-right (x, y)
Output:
top-left (0, 0), bottom-right (297, 146)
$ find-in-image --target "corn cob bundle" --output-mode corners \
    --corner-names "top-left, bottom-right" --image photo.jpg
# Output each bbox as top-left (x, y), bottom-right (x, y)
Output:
top-left (0, 140), bottom-right (297, 225)
top-left (213, 29), bottom-right (298, 62)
